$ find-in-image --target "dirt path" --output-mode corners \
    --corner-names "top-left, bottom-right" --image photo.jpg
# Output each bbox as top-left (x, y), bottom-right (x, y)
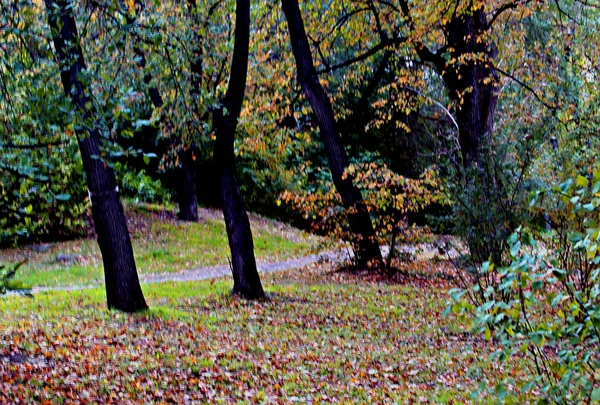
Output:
top-left (29, 250), bottom-right (348, 294)
top-left (26, 240), bottom-right (460, 294)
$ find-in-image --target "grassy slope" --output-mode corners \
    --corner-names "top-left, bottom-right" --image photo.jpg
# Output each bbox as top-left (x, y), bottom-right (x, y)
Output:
top-left (0, 263), bottom-right (531, 404)
top-left (0, 204), bottom-right (324, 288)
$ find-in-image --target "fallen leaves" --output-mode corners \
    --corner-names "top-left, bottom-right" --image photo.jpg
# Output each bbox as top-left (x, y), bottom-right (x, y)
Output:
top-left (0, 261), bottom-right (527, 403)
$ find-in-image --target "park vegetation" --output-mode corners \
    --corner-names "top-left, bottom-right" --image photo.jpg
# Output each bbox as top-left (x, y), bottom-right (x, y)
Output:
top-left (1, 0), bottom-right (600, 402)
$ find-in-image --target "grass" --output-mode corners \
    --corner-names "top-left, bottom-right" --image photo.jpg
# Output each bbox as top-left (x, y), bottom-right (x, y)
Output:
top-left (0, 203), bottom-right (325, 288)
top-left (0, 263), bottom-right (532, 404)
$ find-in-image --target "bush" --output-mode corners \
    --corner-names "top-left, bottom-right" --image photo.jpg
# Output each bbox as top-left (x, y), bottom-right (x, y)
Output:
top-left (114, 162), bottom-right (172, 204)
top-left (281, 161), bottom-right (449, 264)
top-left (0, 140), bottom-right (89, 246)
top-left (0, 261), bottom-right (31, 296)
top-left (448, 167), bottom-right (600, 403)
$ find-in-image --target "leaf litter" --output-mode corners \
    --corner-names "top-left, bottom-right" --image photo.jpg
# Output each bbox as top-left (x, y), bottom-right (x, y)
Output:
top-left (1, 255), bottom-right (530, 404)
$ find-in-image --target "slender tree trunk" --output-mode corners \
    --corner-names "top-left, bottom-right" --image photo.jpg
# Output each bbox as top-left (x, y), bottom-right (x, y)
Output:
top-left (212, 0), bottom-right (265, 299)
top-left (282, 0), bottom-right (382, 267)
top-left (45, 0), bottom-right (147, 312)
top-left (177, 147), bottom-right (199, 221)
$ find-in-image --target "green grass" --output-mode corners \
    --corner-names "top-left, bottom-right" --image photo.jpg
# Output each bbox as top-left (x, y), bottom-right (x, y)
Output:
top-left (0, 267), bottom-right (531, 404)
top-left (0, 204), bottom-right (325, 288)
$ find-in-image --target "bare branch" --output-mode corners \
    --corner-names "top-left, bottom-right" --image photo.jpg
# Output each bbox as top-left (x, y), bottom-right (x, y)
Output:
top-left (486, 0), bottom-right (536, 30)
top-left (315, 37), bottom-right (407, 74)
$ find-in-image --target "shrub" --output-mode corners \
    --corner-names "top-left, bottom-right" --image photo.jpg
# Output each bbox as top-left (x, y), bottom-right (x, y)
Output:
top-left (114, 162), bottom-right (171, 204)
top-left (0, 140), bottom-right (89, 246)
top-left (281, 162), bottom-right (449, 264)
top-left (448, 167), bottom-right (600, 403)
top-left (0, 261), bottom-right (31, 296)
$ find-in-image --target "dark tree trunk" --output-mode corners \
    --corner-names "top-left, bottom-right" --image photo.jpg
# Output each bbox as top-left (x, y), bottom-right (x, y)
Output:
top-left (442, 10), bottom-right (505, 265)
top-left (211, 0), bottom-right (265, 299)
top-left (177, 148), bottom-right (199, 221)
top-left (282, 0), bottom-right (382, 267)
top-left (45, 0), bottom-right (147, 312)
top-left (441, 9), bottom-right (499, 176)
top-left (415, 7), bottom-right (506, 265)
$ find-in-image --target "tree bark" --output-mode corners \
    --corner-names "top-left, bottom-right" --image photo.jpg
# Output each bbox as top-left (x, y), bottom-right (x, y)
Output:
top-left (281, 0), bottom-right (382, 267)
top-left (441, 9), bottom-right (505, 264)
top-left (212, 0), bottom-right (265, 299)
top-left (45, 0), bottom-right (147, 312)
top-left (177, 147), bottom-right (199, 221)
top-left (441, 9), bottom-right (499, 176)
top-left (410, 7), bottom-right (509, 265)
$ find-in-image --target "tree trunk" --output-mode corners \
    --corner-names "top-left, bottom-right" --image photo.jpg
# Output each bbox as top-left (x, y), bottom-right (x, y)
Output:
top-left (441, 9), bottom-right (499, 177)
top-left (177, 148), bottom-right (199, 221)
top-left (211, 0), bottom-right (265, 299)
top-left (437, 8), bottom-right (506, 264)
top-left (281, 0), bottom-right (382, 267)
top-left (45, 0), bottom-right (147, 312)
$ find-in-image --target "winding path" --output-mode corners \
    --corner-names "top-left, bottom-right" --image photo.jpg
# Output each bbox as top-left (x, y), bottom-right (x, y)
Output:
top-left (26, 242), bottom-right (457, 294)
top-left (29, 250), bottom-right (348, 294)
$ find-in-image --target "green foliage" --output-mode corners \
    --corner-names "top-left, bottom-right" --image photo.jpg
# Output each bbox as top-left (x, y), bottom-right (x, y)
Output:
top-left (449, 168), bottom-right (600, 403)
top-left (0, 139), bottom-right (89, 246)
top-left (0, 260), bottom-right (30, 296)
top-left (114, 162), bottom-right (171, 204)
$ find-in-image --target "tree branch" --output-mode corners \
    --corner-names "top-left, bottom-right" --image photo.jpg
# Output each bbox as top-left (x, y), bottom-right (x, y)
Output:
top-left (0, 141), bottom-right (67, 150)
top-left (486, 0), bottom-right (536, 30)
top-left (315, 37), bottom-right (407, 74)
top-left (493, 65), bottom-right (557, 112)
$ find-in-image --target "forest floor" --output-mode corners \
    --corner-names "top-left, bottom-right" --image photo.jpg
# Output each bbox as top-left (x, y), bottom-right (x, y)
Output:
top-left (0, 205), bottom-right (535, 404)
top-left (0, 203), bottom-right (327, 289)
top-left (0, 259), bottom-right (534, 404)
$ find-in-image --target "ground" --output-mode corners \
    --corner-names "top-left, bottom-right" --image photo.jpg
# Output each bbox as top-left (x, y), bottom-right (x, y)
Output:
top-left (1, 203), bottom-right (325, 289)
top-left (0, 205), bottom-right (532, 404)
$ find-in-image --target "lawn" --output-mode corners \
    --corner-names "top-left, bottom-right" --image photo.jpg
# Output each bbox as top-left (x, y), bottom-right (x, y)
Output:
top-left (0, 261), bottom-right (531, 404)
top-left (0, 203), bottom-right (325, 288)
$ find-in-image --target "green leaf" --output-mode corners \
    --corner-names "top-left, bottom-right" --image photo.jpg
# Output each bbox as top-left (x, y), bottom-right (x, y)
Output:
top-left (55, 194), bottom-right (71, 201)
top-left (576, 175), bottom-right (588, 187)
top-left (510, 241), bottom-right (521, 257)
top-left (143, 153), bottom-right (157, 165)
top-left (559, 179), bottom-right (573, 193)
top-left (583, 203), bottom-right (595, 212)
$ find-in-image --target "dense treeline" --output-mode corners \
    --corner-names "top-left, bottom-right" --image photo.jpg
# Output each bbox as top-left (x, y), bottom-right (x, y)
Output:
top-left (2, 0), bottom-right (595, 243)
top-left (0, 2), bottom-right (597, 250)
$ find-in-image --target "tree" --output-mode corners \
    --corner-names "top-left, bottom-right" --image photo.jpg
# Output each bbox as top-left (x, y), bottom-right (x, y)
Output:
top-left (413, 2), bottom-right (504, 264)
top-left (382, 0), bottom-right (540, 264)
top-left (282, 0), bottom-right (383, 267)
top-left (128, 0), bottom-right (199, 222)
top-left (44, 0), bottom-right (147, 312)
top-left (212, 0), bottom-right (265, 299)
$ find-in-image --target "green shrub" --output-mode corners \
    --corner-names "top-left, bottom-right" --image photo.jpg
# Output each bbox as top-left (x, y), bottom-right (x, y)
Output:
top-left (114, 162), bottom-right (171, 204)
top-left (0, 140), bottom-right (89, 246)
top-left (448, 168), bottom-right (600, 403)
top-left (0, 261), bottom-right (31, 296)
